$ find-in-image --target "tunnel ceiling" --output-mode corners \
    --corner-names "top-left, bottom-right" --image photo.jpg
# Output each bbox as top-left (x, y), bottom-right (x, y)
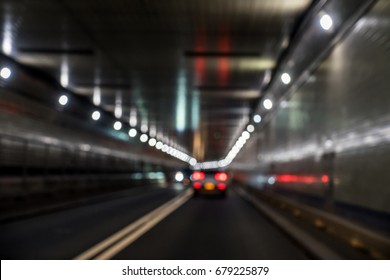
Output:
top-left (0, 0), bottom-right (313, 162)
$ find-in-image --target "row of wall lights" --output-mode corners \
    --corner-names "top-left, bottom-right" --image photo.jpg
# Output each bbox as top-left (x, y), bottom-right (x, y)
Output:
top-left (0, 65), bottom-right (196, 166)
top-left (60, 94), bottom-right (198, 165)
top-left (1, 13), bottom-right (333, 169)
top-left (196, 13), bottom-right (334, 169)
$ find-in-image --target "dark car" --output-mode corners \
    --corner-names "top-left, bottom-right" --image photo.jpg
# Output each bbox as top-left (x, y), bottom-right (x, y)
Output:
top-left (191, 170), bottom-right (230, 197)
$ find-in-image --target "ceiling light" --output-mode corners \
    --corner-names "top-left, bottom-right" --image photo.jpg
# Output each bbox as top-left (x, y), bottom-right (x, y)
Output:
top-left (320, 14), bottom-right (333, 31)
top-left (148, 138), bottom-right (157, 146)
top-left (247, 124), bottom-right (255, 133)
top-left (91, 110), bottom-right (100, 121)
top-left (189, 158), bottom-right (197, 166)
top-left (58, 95), bottom-right (68, 106)
top-left (325, 139), bottom-right (333, 148)
top-left (253, 114), bottom-right (261, 123)
top-left (242, 131), bottom-right (250, 140)
top-left (236, 141), bottom-right (244, 148)
top-left (128, 128), bottom-right (137, 137)
top-left (140, 134), bottom-right (148, 143)
top-left (155, 141), bottom-right (163, 149)
top-left (238, 137), bottom-right (246, 145)
top-left (0, 67), bottom-right (11, 79)
top-left (281, 73), bottom-right (291, 84)
top-left (263, 99), bottom-right (273, 110)
top-left (113, 121), bottom-right (122, 130)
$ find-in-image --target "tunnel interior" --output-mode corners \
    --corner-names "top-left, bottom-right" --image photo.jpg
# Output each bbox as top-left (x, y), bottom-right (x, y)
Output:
top-left (0, 0), bottom-right (389, 259)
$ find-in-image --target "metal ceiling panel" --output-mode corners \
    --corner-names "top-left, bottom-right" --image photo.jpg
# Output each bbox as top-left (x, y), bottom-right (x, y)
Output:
top-left (2, 0), bottom-right (312, 161)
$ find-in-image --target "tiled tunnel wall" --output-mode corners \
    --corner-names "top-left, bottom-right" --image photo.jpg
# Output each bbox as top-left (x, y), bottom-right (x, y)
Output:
top-left (235, 0), bottom-right (390, 215)
top-left (0, 85), bottom-right (177, 204)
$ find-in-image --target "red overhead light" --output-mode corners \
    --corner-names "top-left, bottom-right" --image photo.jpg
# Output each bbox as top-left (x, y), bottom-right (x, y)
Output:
top-left (193, 182), bottom-right (202, 189)
top-left (217, 183), bottom-right (226, 190)
top-left (192, 171), bottom-right (205, 181)
top-left (215, 172), bottom-right (228, 181)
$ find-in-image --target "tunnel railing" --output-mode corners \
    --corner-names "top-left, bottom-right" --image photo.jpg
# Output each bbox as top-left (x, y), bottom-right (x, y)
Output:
top-left (235, 182), bottom-right (390, 259)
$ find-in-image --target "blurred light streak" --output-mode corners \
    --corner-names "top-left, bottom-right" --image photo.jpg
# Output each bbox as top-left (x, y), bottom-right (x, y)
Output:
top-left (218, 33), bottom-right (230, 86)
top-left (114, 91), bottom-right (122, 118)
top-left (129, 108), bottom-right (137, 127)
top-left (260, 120), bottom-right (390, 163)
top-left (2, 13), bottom-right (13, 55)
top-left (60, 57), bottom-right (69, 87)
top-left (276, 174), bottom-right (319, 184)
top-left (194, 31), bottom-right (206, 84)
top-left (93, 86), bottom-right (101, 106)
top-left (176, 74), bottom-right (187, 132)
top-left (218, 58), bottom-right (229, 86)
top-left (191, 91), bottom-right (200, 130)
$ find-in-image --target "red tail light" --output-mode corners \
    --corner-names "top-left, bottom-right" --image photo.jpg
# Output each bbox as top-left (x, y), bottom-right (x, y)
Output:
top-left (321, 175), bottom-right (329, 183)
top-left (192, 171), bottom-right (205, 181)
top-left (215, 172), bottom-right (228, 181)
top-left (193, 182), bottom-right (202, 189)
top-left (217, 183), bottom-right (226, 190)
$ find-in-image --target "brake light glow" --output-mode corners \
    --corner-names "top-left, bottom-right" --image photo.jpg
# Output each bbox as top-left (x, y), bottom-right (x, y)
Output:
top-left (193, 182), bottom-right (202, 189)
top-left (321, 175), bottom-right (329, 183)
top-left (192, 171), bottom-right (205, 181)
top-left (215, 172), bottom-right (228, 181)
top-left (217, 183), bottom-right (226, 190)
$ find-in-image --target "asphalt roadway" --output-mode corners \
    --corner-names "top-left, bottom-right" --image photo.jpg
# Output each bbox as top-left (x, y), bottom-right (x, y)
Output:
top-left (0, 185), bottom-right (309, 259)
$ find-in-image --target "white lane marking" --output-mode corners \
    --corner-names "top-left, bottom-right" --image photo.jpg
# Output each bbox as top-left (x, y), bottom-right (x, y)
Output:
top-left (94, 190), bottom-right (192, 259)
top-left (74, 189), bottom-right (192, 260)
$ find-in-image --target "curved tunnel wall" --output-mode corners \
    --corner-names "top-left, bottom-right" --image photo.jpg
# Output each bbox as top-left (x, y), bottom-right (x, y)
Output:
top-left (0, 87), bottom-right (163, 172)
top-left (0, 90), bottom-right (169, 204)
top-left (0, 60), bottom-right (183, 204)
top-left (0, 50), bottom-right (184, 172)
top-left (235, 0), bottom-right (390, 216)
